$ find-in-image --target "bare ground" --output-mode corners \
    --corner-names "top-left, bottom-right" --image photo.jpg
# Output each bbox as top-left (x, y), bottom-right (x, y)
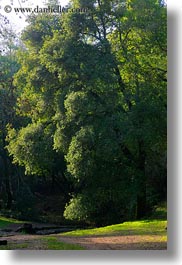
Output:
top-left (1, 233), bottom-right (167, 250)
top-left (56, 234), bottom-right (167, 250)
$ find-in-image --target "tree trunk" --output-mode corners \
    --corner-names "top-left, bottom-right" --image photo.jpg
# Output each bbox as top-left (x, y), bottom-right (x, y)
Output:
top-left (51, 174), bottom-right (56, 192)
top-left (136, 181), bottom-right (147, 219)
top-left (2, 136), bottom-right (13, 209)
top-left (136, 140), bottom-right (147, 219)
top-left (4, 155), bottom-right (13, 209)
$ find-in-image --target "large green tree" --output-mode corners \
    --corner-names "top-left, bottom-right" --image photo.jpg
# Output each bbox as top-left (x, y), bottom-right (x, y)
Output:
top-left (109, 0), bottom-right (167, 218)
top-left (6, 0), bottom-right (167, 224)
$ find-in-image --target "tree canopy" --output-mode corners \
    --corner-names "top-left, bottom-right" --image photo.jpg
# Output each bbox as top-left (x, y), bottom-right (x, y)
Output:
top-left (1, 0), bottom-right (167, 225)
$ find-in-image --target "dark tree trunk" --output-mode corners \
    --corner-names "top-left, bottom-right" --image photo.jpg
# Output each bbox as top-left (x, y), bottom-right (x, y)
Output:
top-left (136, 182), bottom-right (147, 219)
top-left (2, 136), bottom-right (13, 209)
top-left (4, 156), bottom-right (13, 209)
top-left (51, 174), bottom-right (55, 192)
top-left (136, 140), bottom-right (147, 219)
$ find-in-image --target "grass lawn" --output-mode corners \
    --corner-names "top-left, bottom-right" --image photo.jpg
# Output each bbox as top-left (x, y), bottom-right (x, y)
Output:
top-left (0, 216), bottom-right (23, 228)
top-left (0, 237), bottom-right (85, 250)
top-left (44, 237), bottom-right (85, 250)
top-left (61, 220), bottom-right (167, 238)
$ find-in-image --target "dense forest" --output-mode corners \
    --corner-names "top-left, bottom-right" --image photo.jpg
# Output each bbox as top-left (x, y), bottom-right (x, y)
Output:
top-left (0, 0), bottom-right (167, 226)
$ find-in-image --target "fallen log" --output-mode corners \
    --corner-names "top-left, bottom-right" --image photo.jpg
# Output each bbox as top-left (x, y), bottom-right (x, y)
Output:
top-left (16, 223), bottom-right (35, 234)
top-left (0, 240), bottom-right (7, 245)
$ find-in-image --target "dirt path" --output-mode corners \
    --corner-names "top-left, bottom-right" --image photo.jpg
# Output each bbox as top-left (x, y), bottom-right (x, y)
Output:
top-left (56, 235), bottom-right (167, 250)
top-left (1, 234), bottom-right (167, 250)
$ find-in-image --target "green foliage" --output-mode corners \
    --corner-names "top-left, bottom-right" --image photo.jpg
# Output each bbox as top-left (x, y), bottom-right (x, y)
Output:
top-left (7, 123), bottom-right (56, 175)
top-left (0, 18), bottom-right (22, 210)
top-left (4, 0), bottom-right (167, 224)
top-left (149, 202), bottom-right (167, 220)
top-left (64, 195), bottom-right (90, 222)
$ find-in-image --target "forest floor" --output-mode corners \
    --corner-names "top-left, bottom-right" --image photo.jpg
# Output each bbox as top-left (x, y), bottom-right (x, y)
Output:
top-left (0, 219), bottom-right (167, 250)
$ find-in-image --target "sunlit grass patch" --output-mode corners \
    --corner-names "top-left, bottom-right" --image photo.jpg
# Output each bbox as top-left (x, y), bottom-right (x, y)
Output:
top-left (44, 237), bottom-right (85, 250)
top-left (61, 220), bottom-right (167, 237)
top-left (0, 216), bottom-right (22, 228)
top-left (0, 243), bottom-right (29, 250)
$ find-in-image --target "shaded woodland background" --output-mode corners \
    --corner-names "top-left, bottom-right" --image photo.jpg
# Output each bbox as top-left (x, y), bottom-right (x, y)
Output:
top-left (0, 0), bottom-right (167, 226)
